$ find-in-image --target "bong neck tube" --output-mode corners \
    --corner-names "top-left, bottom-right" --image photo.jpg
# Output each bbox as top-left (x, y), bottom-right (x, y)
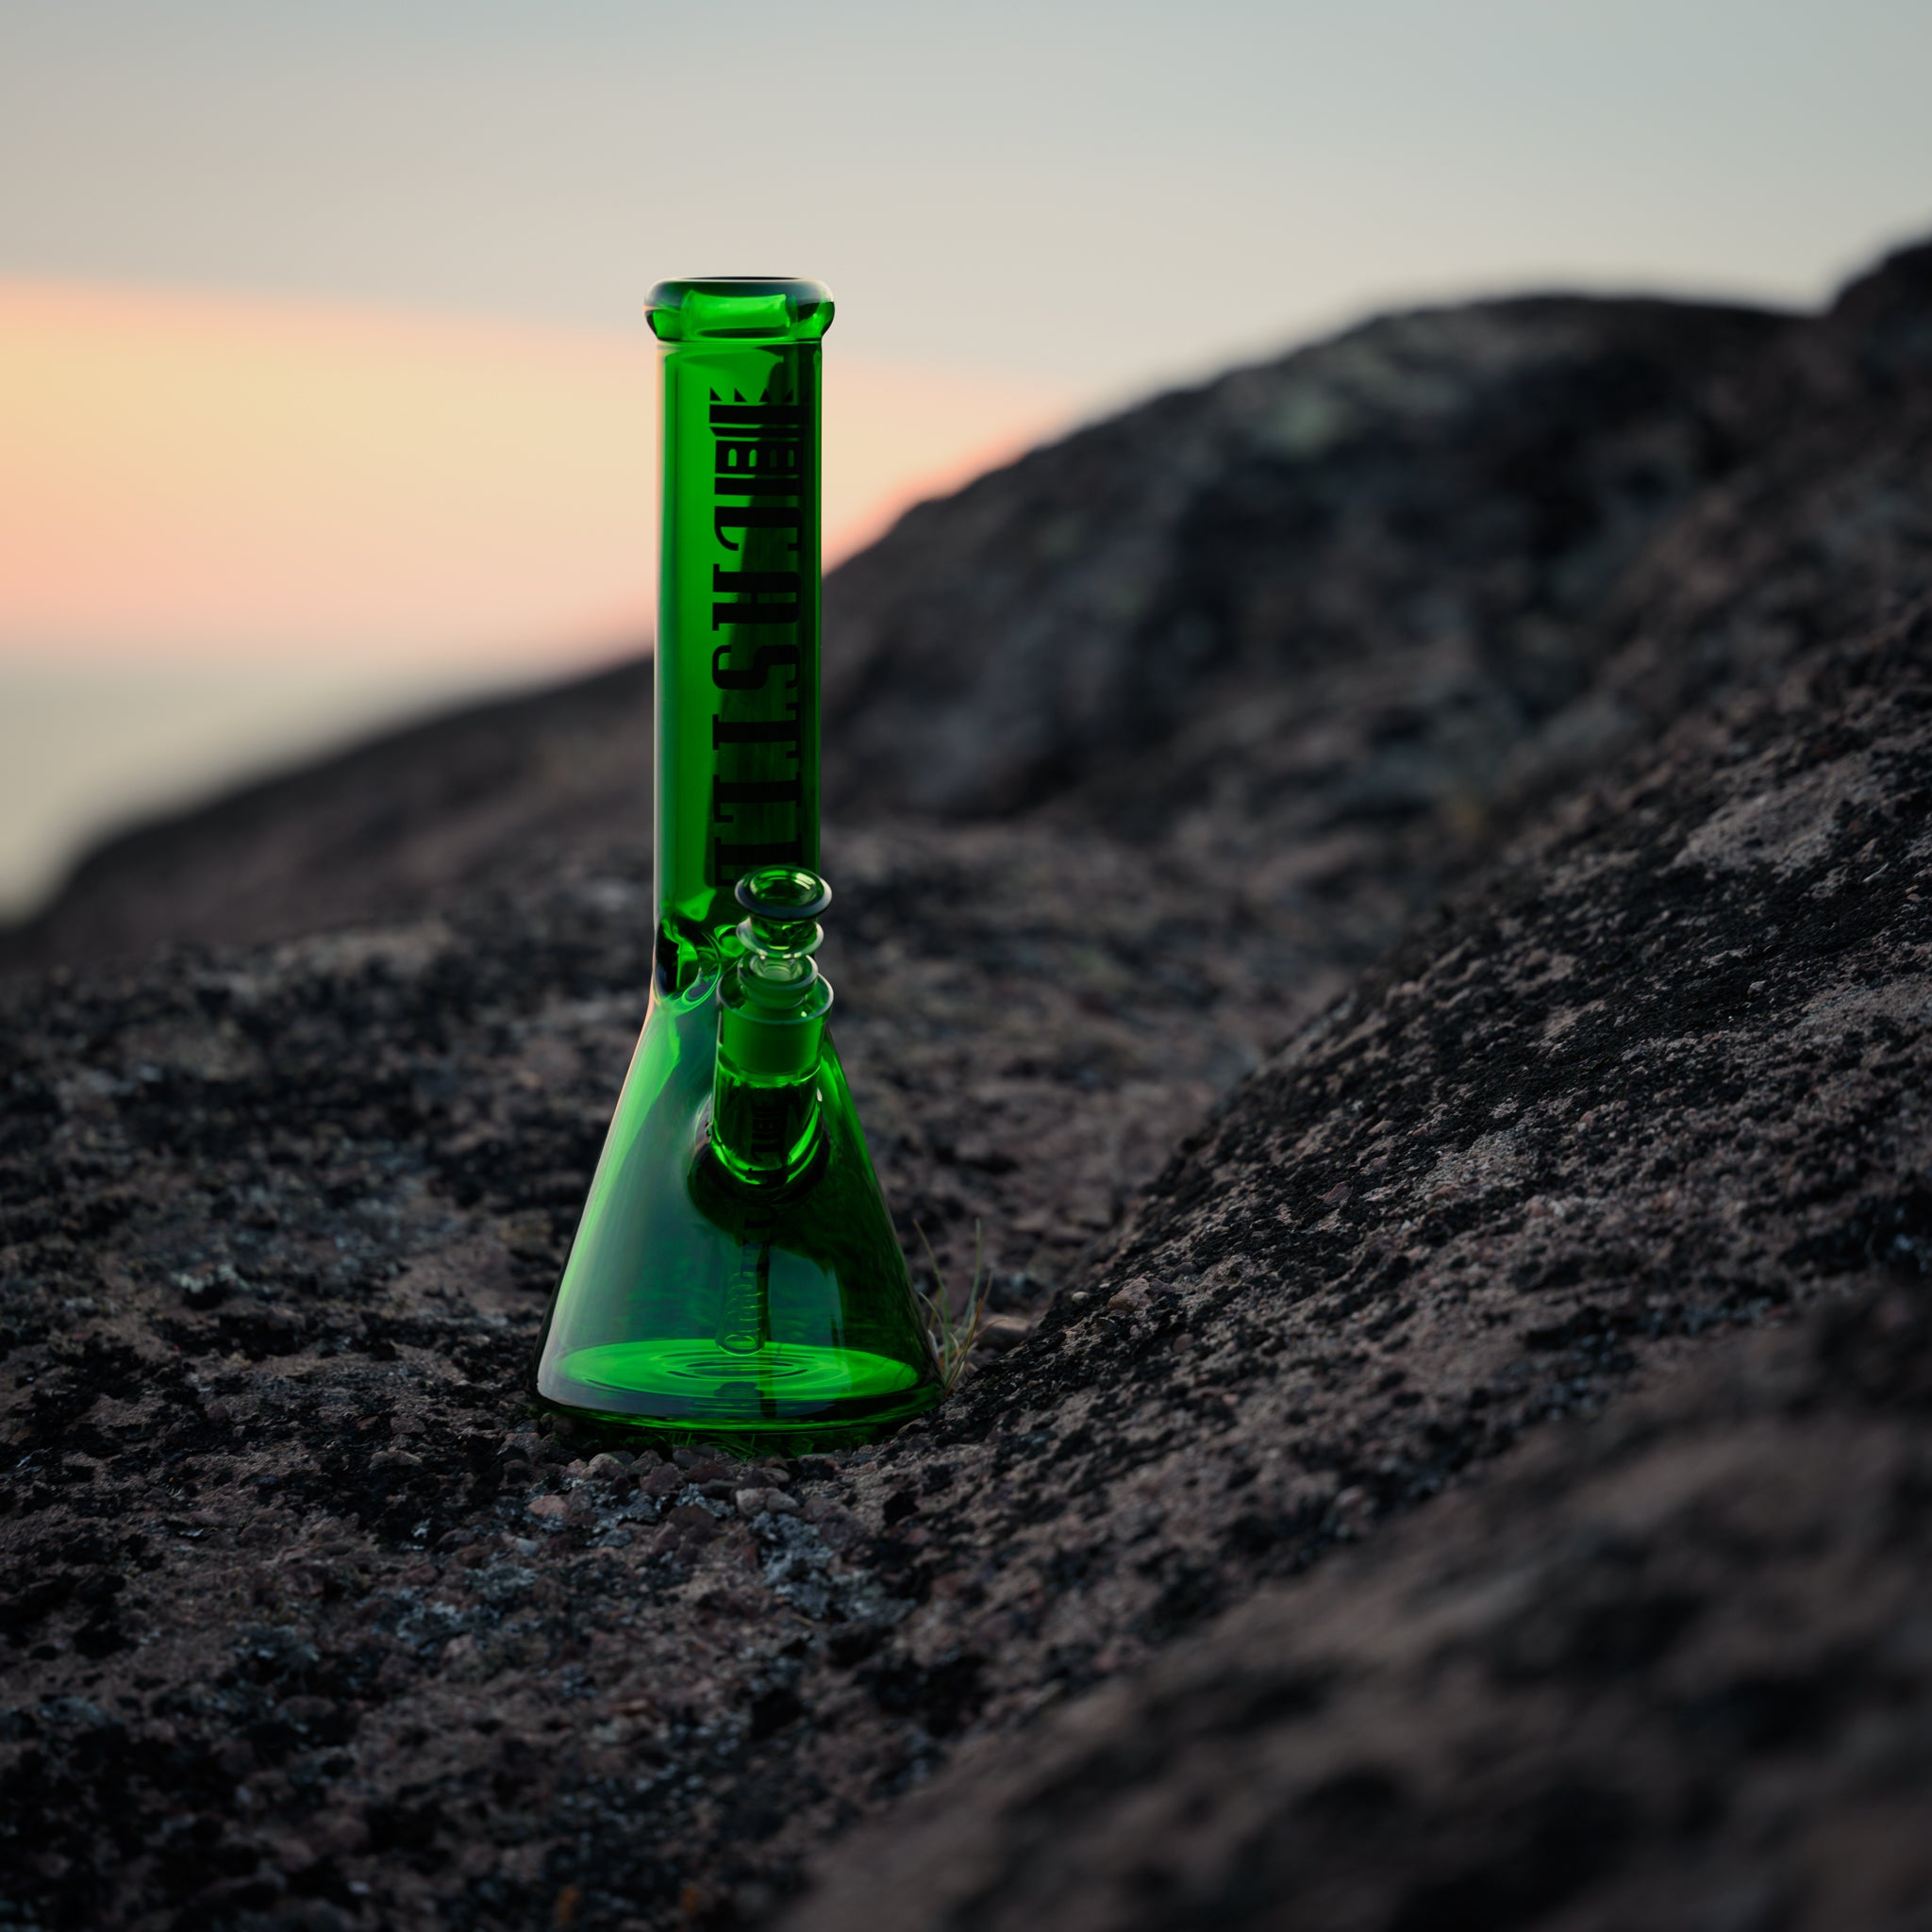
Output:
top-left (645, 276), bottom-right (834, 995)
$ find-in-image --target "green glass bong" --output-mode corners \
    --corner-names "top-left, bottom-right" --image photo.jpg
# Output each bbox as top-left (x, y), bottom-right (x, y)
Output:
top-left (534, 277), bottom-right (943, 1447)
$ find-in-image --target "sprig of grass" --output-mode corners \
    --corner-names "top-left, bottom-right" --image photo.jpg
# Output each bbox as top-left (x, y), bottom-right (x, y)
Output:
top-left (915, 1219), bottom-right (990, 1393)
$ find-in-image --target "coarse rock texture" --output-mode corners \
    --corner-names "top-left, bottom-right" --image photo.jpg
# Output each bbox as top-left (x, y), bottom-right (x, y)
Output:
top-left (785, 1284), bottom-right (1932, 1932)
top-left (0, 662), bottom-right (653, 976)
top-left (779, 600), bottom-right (1932, 1932)
top-left (821, 296), bottom-right (1806, 842)
top-left (1, 239), bottom-right (1930, 1932)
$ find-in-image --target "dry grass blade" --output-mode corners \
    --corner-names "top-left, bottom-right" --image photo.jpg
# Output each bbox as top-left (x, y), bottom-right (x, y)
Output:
top-left (915, 1220), bottom-right (990, 1392)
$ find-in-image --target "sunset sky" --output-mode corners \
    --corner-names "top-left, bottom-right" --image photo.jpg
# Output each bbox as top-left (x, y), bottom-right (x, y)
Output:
top-left (2, 0), bottom-right (1929, 910)
top-left (0, 281), bottom-right (1070, 664)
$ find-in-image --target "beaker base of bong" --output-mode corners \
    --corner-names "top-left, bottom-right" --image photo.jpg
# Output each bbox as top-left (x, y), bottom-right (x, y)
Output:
top-left (546, 1339), bottom-right (936, 1446)
top-left (532, 981), bottom-right (944, 1453)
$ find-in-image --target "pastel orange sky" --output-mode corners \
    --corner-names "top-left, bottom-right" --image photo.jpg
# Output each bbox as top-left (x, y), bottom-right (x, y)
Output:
top-left (0, 280), bottom-right (1077, 668)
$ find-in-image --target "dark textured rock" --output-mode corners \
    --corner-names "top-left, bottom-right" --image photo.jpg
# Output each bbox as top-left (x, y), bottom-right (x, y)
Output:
top-left (2, 240), bottom-right (1931, 1931)
top-left (0, 658), bottom-right (652, 974)
top-left (773, 597), bottom-right (1931, 1929)
top-left (823, 294), bottom-right (1787, 832)
top-left (785, 1281), bottom-right (1932, 1932)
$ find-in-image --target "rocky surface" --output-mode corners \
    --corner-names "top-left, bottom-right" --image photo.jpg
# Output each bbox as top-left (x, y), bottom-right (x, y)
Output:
top-left (788, 1281), bottom-right (1932, 1932)
top-left (1, 241), bottom-right (1930, 1931)
top-left (0, 662), bottom-right (653, 975)
top-left (782, 598), bottom-right (1932, 1932)
top-left (822, 294), bottom-right (1785, 831)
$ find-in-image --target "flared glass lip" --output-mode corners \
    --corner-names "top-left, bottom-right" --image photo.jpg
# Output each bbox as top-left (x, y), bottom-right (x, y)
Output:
top-left (646, 276), bottom-right (834, 343)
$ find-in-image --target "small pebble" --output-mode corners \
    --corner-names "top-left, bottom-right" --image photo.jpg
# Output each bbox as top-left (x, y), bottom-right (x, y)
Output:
top-left (734, 1487), bottom-right (801, 1518)
top-left (974, 1314), bottom-right (1033, 1353)
top-left (668, 1503), bottom-right (720, 1543)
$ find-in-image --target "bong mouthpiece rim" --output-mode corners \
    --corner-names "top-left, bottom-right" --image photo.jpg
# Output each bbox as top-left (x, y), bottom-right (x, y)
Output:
top-left (646, 277), bottom-right (834, 343)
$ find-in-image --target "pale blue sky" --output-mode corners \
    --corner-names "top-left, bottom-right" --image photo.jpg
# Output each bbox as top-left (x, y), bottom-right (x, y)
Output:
top-left (5, 0), bottom-right (1930, 397)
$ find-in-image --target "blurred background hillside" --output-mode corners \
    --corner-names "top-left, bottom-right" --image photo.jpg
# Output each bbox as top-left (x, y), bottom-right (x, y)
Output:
top-left (3, 0), bottom-right (1929, 919)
